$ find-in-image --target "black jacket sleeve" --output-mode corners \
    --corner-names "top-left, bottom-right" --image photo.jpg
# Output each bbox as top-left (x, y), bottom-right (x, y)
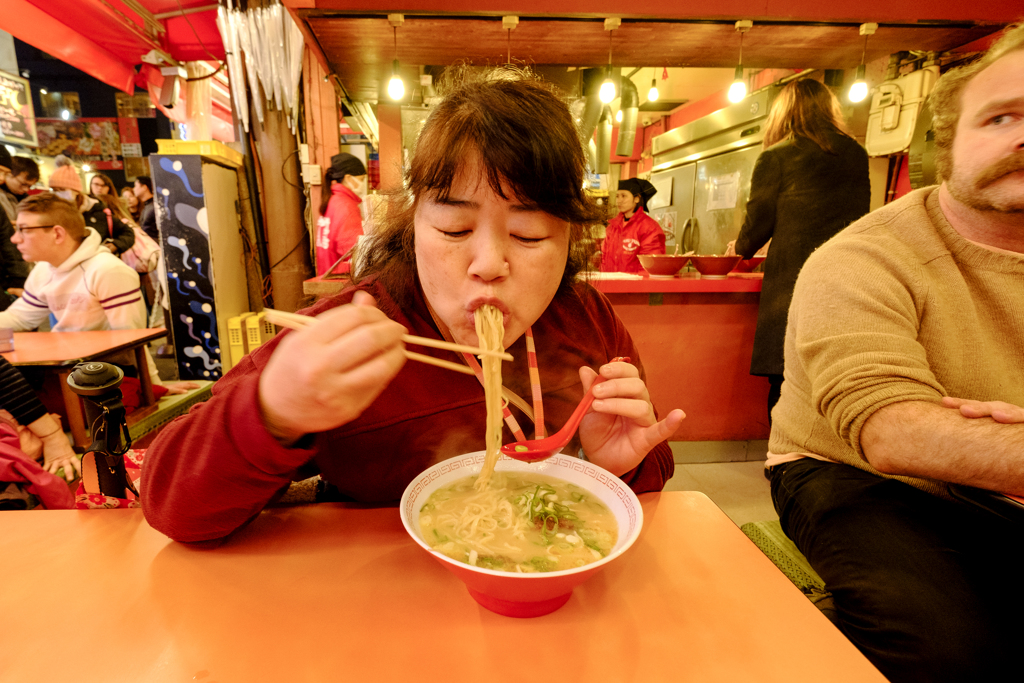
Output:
top-left (0, 211), bottom-right (30, 289)
top-left (735, 149), bottom-right (782, 259)
top-left (0, 357), bottom-right (48, 425)
top-left (106, 213), bottom-right (136, 255)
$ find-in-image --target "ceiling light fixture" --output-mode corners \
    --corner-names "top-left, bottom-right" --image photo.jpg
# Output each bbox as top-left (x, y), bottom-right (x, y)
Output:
top-left (648, 75), bottom-right (659, 102)
top-left (848, 22), bottom-right (878, 103)
top-left (728, 20), bottom-right (753, 103)
top-left (387, 15), bottom-right (405, 101)
top-left (503, 16), bottom-right (519, 65)
top-left (599, 18), bottom-right (621, 104)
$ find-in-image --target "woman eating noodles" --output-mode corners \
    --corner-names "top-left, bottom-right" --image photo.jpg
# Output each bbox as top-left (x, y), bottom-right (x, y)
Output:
top-left (142, 70), bottom-right (684, 543)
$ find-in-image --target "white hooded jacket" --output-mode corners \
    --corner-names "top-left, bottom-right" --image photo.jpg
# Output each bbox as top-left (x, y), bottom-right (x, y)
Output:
top-left (0, 227), bottom-right (145, 333)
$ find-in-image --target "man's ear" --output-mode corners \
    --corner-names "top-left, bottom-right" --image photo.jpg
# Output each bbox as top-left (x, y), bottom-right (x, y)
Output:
top-left (51, 225), bottom-right (68, 245)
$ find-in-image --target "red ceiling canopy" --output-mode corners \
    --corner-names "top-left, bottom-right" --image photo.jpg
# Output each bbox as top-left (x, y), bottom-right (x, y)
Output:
top-left (0, 0), bottom-right (224, 93)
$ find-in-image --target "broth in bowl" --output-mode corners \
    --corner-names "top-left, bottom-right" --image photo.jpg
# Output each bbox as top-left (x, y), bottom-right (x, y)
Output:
top-left (419, 471), bottom-right (618, 573)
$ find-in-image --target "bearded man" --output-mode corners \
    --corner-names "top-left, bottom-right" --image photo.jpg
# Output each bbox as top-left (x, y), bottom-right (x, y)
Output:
top-left (764, 22), bottom-right (1024, 683)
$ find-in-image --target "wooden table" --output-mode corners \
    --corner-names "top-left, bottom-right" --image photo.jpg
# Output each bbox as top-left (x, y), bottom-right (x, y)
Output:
top-left (1, 328), bottom-right (167, 448)
top-left (0, 492), bottom-right (885, 682)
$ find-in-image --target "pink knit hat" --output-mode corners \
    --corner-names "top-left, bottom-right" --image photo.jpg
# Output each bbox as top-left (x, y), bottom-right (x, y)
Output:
top-left (48, 155), bottom-right (83, 193)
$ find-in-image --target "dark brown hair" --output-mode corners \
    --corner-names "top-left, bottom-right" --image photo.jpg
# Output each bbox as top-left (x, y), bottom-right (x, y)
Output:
top-left (17, 192), bottom-right (86, 241)
top-left (319, 168), bottom-right (348, 216)
top-left (11, 157), bottom-right (40, 183)
top-left (89, 173), bottom-right (116, 195)
top-left (762, 79), bottom-right (851, 153)
top-left (356, 67), bottom-right (603, 303)
top-left (96, 192), bottom-right (137, 226)
top-left (931, 21), bottom-right (1024, 182)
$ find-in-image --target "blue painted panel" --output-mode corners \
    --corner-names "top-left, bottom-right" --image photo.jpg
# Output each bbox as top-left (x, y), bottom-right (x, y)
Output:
top-left (151, 154), bottom-right (224, 381)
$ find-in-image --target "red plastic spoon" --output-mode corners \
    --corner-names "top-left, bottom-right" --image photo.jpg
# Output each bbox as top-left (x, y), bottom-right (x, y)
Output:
top-left (500, 376), bottom-right (608, 463)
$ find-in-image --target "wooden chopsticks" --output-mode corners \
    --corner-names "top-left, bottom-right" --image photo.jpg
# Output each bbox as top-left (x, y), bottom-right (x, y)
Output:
top-left (262, 308), bottom-right (512, 377)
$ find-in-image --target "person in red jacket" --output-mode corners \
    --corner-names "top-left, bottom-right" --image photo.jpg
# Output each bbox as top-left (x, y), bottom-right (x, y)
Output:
top-left (315, 153), bottom-right (367, 275)
top-left (599, 178), bottom-right (666, 273)
top-left (142, 71), bottom-right (685, 543)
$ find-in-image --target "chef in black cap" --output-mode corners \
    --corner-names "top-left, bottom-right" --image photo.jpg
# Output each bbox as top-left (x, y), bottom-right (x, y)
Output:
top-left (316, 152), bottom-right (368, 275)
top-left (599, 177), bottom-right (665, 273)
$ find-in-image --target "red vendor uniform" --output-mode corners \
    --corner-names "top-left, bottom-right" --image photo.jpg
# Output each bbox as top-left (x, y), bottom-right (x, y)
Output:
top-left (600, 207), bottom-right (666, 274)
top-left (315, 183), bottom-right (363, 275)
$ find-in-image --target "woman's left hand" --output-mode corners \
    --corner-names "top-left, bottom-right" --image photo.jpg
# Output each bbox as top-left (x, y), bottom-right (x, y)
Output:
top-left (577, 359), bottom-right (685, 476)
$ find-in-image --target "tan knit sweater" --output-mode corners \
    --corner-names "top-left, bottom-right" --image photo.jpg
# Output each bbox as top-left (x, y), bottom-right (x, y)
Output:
top-left (770, 187), bottom-right (1024, 497)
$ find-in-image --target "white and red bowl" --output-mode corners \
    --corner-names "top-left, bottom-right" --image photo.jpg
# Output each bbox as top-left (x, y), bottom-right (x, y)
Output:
top-left (400, 451), bottom-right (643, 618)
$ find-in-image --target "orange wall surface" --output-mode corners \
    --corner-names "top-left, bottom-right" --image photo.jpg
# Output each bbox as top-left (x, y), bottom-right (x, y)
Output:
top-left (604, 290), bottom-right (770, 441)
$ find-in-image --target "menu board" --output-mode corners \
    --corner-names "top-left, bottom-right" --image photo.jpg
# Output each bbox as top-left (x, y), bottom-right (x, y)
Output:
top-left (0, 69), bottom-right (38, 147)
top-left (36, 118), bottom-right (123, 169)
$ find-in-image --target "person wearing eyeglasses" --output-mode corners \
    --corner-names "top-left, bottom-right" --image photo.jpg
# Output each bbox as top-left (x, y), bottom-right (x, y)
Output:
top-left (1, 156), bottom-right (40, 222)
top-left (48, 155), bottom-right (135, 257)
top-left (0, 147), bottom-right (31, 310)
top-left (0, 192), bottom-right (145, 335)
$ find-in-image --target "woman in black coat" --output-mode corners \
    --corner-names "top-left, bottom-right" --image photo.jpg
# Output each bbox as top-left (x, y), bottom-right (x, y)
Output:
top-left (729, 78), bottom-right (870, 420)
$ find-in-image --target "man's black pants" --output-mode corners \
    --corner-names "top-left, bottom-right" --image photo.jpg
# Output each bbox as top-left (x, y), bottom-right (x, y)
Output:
top-left (770, 458), bottom-right (1022, 683)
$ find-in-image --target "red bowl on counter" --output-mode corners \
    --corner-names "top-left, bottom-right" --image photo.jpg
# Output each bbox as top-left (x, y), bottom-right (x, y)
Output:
top-left (732, 255), bottom-right (766, 273)
top-left (638, 254), bottom-right (691, 278)
top-left (689, 255), bottom-right (743, 279)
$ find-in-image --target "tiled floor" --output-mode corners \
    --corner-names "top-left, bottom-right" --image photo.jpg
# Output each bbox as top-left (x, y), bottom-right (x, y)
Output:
top-left (664, 441), bottom-right (779, 528)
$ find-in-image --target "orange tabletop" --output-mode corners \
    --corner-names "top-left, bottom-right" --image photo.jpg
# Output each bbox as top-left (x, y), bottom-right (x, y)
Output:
top-left (1, 328), bottom-right (167, 448)
top-left (0, 328), bottom-right (166, 365)
top-left (0, 492), bottom-right (884, 682)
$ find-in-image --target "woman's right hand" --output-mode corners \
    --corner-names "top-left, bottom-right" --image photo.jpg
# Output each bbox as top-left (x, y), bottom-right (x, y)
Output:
top-left (258, 291), bottom-right (407, 445)
top-left (724, 240), bottom-right (737, 256)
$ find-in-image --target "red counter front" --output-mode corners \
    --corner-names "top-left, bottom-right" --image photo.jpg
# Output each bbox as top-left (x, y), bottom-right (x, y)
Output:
top-left (590, 273), bottom-right (769, 442)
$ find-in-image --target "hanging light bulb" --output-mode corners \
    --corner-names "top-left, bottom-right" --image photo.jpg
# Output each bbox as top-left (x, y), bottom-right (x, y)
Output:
top-left (599, 20), bottom-right (618, 104)
top-left (60, 109), bottom-right (70, 120)
top-left (388, 60), bottom-right (405, 100)
top-left (728, 65), bottom-right (747, 103)
top-left (387, 16), bottom-right (405, 101)
top-left (82, 163), bottom-right (92, 173)
top-left (848, 23), bottom-right (877, 103)
top-left (599, 71), bottom-right (616, 104)
top-left (648, 77), bottom-right (659, 102)
top-left (848, 65), bottom-right (868, 103)
top-left (728, 20), bottom-right (752, 104)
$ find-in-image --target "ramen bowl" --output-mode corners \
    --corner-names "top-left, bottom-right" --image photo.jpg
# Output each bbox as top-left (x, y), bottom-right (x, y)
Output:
top-left (400, 451), bottom-right (643, 618)
top-left (638, 254), bottom-right (690, 278)
top-left (731, 255), bottom-right (766, 273)
top-left (689, 255), bottom-right (743, 279)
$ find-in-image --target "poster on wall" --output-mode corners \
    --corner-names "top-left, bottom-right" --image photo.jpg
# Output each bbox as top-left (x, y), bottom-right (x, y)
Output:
top-left (0, 69), bottom-right (38, 147)
top-left (115, 92), bottom-right (155, 119)
top-left (652, 210), bottom-right (677, 243)
top-left (36, 118), bottom-right (124, 170)
top-left (706, 172), bottom-right (741, 211)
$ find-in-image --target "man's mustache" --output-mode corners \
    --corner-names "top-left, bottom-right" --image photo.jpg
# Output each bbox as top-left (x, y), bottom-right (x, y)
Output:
top-left (976, 151), bottom-right (1024, 188)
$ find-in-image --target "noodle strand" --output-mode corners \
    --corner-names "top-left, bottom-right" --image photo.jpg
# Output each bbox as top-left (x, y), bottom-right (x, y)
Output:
top-left (474, 305), bottom-right (505, 490)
